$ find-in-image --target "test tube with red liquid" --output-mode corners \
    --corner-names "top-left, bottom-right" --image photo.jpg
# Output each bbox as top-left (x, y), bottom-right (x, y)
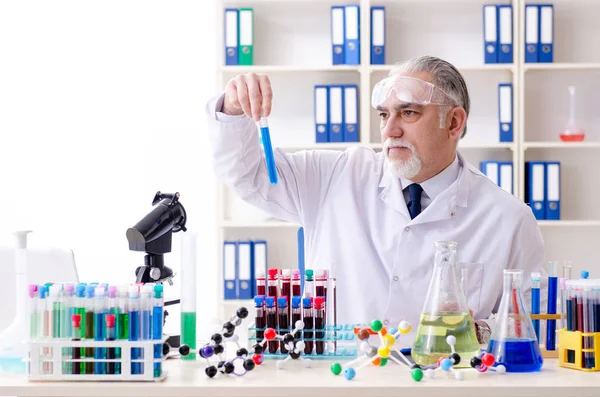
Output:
top-left (255, 271), bottom-right (266, 296)
top-left (314, 297), bottom-right (326, 355)
top-left (265, 297), bottom-right (279, 353)
top-left (291, 270), bottom-right (301, 297)
top-left (254, 296), bottom-right (265, 341)
top-left (291, 296), bottom-right (301, 339)
top-left (280, 269), bottom-right (291, 318)
top-left (302, 297), bottom-right (313, 355)
top-left (277, 297), bottom-right (289, 354)
top-left (267, 269), bottom-right (279, 298)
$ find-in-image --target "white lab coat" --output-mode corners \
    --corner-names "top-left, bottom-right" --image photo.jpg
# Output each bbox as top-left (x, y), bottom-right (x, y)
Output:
top-left (206, 93), bottom-right (547, 338)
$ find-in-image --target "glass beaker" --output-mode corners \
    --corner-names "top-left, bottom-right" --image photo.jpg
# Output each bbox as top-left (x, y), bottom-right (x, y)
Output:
top-left (559, 86), bottom-right (585, 142)
top-left (486, 269), bottom-right (543, 372)
top-left (412, 241), bottom-right (480, 368)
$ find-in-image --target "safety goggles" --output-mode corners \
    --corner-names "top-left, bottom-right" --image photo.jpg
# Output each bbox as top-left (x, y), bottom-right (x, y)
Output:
top-left (371, 75), bottom-right (457, 109)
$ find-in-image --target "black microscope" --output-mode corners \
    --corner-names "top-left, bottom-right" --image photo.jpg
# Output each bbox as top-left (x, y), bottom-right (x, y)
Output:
top-left (126, 191), bottom-right (187, 350)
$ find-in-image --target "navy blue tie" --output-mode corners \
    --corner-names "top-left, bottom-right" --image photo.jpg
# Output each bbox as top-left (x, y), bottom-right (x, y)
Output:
top-left (407, 183), bottom-right (423, 219)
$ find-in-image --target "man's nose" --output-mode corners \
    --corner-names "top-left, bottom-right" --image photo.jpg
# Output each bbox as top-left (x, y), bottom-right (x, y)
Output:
top-left (382, 117), bottom-right (403, 139)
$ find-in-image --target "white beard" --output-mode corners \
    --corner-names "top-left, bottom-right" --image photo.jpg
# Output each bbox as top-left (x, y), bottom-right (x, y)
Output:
top-left (383, 138), bottom-right (422, 179)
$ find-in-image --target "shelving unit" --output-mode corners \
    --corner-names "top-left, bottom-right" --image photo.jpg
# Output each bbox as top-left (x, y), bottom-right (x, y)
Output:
top-left (214, 0), bottom-right (600, 310)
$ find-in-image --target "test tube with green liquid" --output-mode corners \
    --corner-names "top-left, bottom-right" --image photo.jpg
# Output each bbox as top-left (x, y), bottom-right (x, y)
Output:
top-left (180, 233), bottom-right (197, 360)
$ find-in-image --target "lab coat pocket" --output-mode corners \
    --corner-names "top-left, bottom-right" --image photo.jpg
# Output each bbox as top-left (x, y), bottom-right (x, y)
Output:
top-left (457, 262), bottom-right (484, 316)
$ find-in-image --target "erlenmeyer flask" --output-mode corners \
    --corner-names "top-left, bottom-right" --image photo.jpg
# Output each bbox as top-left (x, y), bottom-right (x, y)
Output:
top-left (559, 86), bottom-right (585, 142)
top-left (412, 241), bottom-right (480, 368)
top-left (486, 269), bottom-right (543, 372)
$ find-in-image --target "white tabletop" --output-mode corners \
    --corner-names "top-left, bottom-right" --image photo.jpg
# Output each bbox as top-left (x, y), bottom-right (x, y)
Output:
top-left (0, 357), bottom-right (599, 397)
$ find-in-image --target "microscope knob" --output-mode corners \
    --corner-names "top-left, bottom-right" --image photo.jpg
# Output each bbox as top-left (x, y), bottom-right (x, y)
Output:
top-left (150, 267), bottom-right (161, 281)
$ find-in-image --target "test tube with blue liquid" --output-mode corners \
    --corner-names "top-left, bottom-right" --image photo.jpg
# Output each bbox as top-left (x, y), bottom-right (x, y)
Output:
top-left (128, 285), bottom-right (141, 375)
top-left (140, 285), bottom-right (153, 375)
top-left (531, 272), bottom-right (540, 342)
top-left (257, 116), bottom-right (278, 185)
top-left (94, 286), bottom-right (106, 374)
top-left (547, 261), bottom-right (559, 351)
top-left (153, 285), bottom-right (164, 377)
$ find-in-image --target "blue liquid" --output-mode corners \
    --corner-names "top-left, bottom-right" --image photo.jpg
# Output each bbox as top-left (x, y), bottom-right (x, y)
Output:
top-left (152, 306), bottom-right (163, 377)
top-left (546, 276), bottom-right (558, 350)
top-left (487, 339), bottom-right (543, 372)
top-left (129, 311), bottom-right (140, 374)
top-left (94, 312), bottom-right (106, 374)
top-left (532, 288), bottom-right (540, 342)
top-left (260, 127), bottom-right (278, 184)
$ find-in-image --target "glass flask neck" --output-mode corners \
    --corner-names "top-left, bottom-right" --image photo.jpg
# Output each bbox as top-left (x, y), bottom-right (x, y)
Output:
top-left (434, 241), bottom-right (457, 268)
top-left (503, 270), bottom-right (524, 293)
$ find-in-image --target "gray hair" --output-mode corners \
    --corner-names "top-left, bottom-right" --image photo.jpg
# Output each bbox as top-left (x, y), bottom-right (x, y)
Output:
top-left (388, 56), bottom-right (470, 138)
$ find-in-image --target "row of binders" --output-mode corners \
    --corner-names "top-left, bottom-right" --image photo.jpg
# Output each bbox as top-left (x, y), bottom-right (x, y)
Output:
top-left (224, 8), bottom-right (254, 66)
top-left (223, 240), bottom-right (267, 300)
top-left (480, 161), bottom-right (561, 220)
top-left (525, 161), bottom-right (561, 220)
top-left (331, 5), bottom-right (384, 65)
top-left (485, 3), bottom-right (554, 64)
top-left (480, 161), bottom-right (514, 195)
top-left (314, 84), bottom-right (359, 143)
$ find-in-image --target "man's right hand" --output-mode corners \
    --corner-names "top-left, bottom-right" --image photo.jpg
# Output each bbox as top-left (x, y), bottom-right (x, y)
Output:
top-left (222, 73), bottom-right (273, 122)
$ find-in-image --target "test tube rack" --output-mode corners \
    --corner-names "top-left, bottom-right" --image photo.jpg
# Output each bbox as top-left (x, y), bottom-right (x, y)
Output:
top-left (247, 322), bottom-right (365, 360)
top-left (26, 338), bottom-right (168, 381)
top-left (557, 329), bottom-right (600, 371)
top-left (529, 313), bottom-right (564, 358)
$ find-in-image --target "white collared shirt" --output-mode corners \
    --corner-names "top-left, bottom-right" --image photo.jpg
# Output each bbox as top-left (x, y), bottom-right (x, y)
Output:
top-left (205, 93), bottom-right (547, 337)
top-left (400, 155), bottom-right (460, 212)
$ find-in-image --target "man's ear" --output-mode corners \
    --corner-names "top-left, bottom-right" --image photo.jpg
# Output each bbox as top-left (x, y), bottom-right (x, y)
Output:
top-left (448, 107), bottom-right (467, 140)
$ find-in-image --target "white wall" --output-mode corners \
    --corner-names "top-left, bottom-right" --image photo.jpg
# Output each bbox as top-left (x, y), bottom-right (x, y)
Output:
top-left (0, 0), bottom-right (220, 332)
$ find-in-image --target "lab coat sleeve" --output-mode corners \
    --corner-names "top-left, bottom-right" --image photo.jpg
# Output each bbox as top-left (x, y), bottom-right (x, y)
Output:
top-left (481, 206), bottom-right (547, 332)
top-left (205, 93), bottom-right (348, 227)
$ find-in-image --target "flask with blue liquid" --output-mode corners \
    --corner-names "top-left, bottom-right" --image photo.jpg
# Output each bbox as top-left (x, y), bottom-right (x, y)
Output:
top-left (486, 269), bottom-right (543, 372)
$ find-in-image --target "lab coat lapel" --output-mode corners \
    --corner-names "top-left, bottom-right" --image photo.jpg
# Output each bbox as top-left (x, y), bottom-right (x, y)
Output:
top-left (378, 165), bottom-right (412, 222)
top-left (410, 152), bottom-right (471, 226)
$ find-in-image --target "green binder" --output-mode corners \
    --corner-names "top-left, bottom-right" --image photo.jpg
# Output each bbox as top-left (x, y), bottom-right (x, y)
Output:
top-left (238, 8), bottom-right (253, 65)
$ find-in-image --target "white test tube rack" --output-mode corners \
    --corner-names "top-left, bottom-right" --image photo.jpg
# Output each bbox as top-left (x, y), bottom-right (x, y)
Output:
top-left (26, 338), bottom-right (168, 381)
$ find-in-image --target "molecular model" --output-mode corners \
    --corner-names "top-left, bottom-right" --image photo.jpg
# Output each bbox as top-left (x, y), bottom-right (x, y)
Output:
top-left (422, 338), bottom-right (506, 381)
top-left (330, 319), bottom-right (422, 381)
top-left (252, 320), bottom-right (312, 370)
top-left (179, 307), bottom-right (263, 378)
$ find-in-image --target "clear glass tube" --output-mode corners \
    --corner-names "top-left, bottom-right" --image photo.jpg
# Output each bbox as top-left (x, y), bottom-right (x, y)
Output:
top-left (180, 232), bottom-right (197, 360)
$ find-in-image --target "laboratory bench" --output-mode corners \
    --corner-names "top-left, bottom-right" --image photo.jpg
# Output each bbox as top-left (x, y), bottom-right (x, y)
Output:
top-left (0, 358), bottom-right (599, 397)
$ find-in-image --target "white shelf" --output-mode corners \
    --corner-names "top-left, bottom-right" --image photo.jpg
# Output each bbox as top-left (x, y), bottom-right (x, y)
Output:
top-left (220, 220), bottom-right (299, 228)
top-left (538, 220), bottom-right (600, 227)
top-left (523, 142), bottom-right (600, 149)
top-left (524, 63), bottom-right (600, 71)
top-left (220, 65), bottom-right (361, 73)
top-left (370, 64), bottom-right (516, 73)
top-left (368, 142), bottom-right (515, 150)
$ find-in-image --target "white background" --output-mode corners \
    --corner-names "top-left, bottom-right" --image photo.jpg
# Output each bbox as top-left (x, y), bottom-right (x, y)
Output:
top-left (0, 0), bottom-right (221, 332)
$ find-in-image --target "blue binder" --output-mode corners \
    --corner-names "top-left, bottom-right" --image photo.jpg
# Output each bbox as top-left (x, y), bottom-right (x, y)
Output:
top-left (224, 9), bottom-right (239, 66)
top-left (539, 4), bottom-right (554, 63)
top-left (237, 240), bottom-right (253, 299)
top-left (499, 161), bottom-right (514, 195)
top-left (498, 5), bottom-right (513, 63)
top-left (314, 85), bottom-right (330, 143)
top-left (344, 5), bottom-right (360, 65)
top-left (223, 241), bottom-right (238, 299)
top-left (525, 161), bottom-right (546, 220)
top-left (331, 6), bottom-right (345, 65)
top-left (545, 161), bottom-right (560, 220)
top-left (252, 240), bottom-right (268, 296)
top-left (370, 6), bottom-right (385, 65)
top-left (329, 85), bottom-right (344, 142)
top-left (483, 4), bottom-right (498, 63)
top-left (498, 83), bottom-right (513, 142)
top-left (524, 4), bottom-right (539, 63)
top-left (343, 84), bottom-right (359, 142)
top-left (480, 161), bottom-right (499, 186)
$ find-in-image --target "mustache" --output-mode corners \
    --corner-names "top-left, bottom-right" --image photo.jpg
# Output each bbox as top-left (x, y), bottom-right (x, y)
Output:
top-left (383, 138), bottom-right (415, 152)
